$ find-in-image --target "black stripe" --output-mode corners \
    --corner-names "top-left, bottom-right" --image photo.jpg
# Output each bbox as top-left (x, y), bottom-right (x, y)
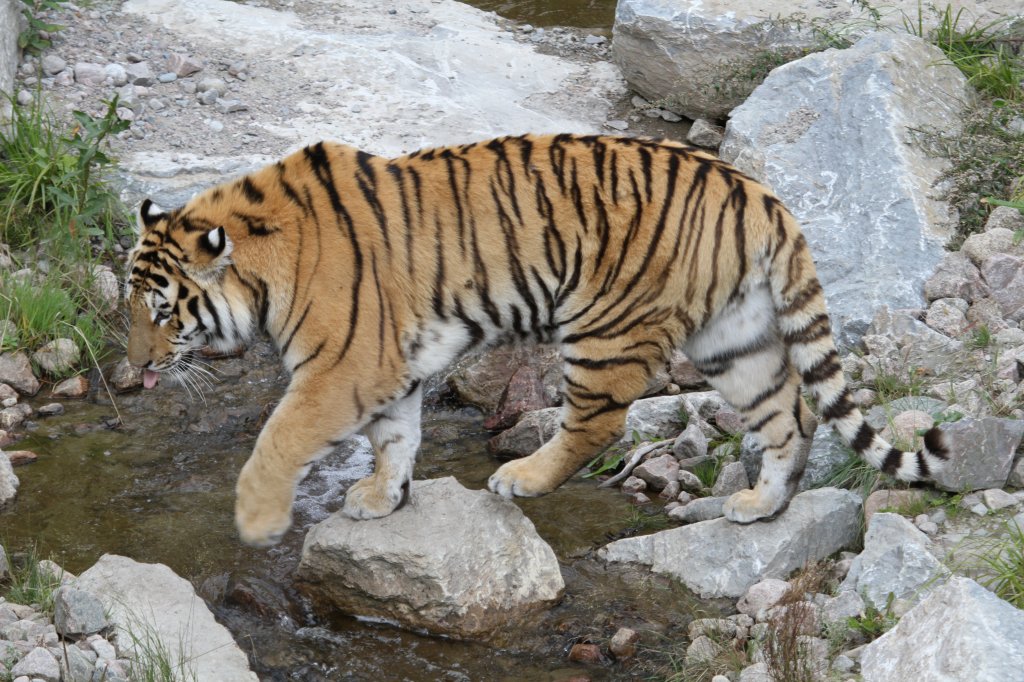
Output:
top-left (851, 421), bottom-right (875, 452)
top-left (747, 409), bottom-right (781, 433)
top-left (292, 340), bottom-right (325, 372)
top-left (563, 355), bottom-right (651, 370)
top-left (916, 451), bottom-right (930, 479)
top-left (881, 447), bottom-right (903, 475)
top-left (281, 300), bottom-right (313, 357)
top-left (821, 389), bottom-right (856, 422)
top-left (801, 350), bottom-right (841, 385)
top-left (240, 177), bottom-right (264, 204)
top-left (740, 375), bottom-right (789, 412)
top-left (923, 427), bottom-right (948, 460)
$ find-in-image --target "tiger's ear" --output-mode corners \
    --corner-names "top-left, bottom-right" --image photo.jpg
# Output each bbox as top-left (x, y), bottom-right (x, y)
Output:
top-left (184, 226), bottom-right (234, 282)
top-left (137, 199), bottom-right (166, 233)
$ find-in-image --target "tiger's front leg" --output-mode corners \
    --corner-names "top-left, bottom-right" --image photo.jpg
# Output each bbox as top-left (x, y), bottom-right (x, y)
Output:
top-left (343, 384), bottom-right (423, 519)
top-left (235, 376), bottom-right (378, 546)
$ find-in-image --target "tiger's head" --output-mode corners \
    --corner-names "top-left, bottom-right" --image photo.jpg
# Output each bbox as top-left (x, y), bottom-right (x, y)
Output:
top-left (125, 198), bottom-right (239, 389)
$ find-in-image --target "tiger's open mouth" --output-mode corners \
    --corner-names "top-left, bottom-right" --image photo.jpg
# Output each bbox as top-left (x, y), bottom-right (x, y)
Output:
top-left (143, 369), bottom-right (160, 389)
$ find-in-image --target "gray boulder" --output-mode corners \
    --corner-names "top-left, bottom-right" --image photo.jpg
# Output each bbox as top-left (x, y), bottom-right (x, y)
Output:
top-left (840, 513), bottom-right (946, 610)
top-left (720, 32), bottom-right (968, 345)
top-left (600, 488), bottom-right (861, 598)
top-left (667, 496), bottom-right (726, 523)
top-left (1, 0), bottom-right (24, 111)
top-left (76, 555), bottom-right (257, 681)
top-left (0, 351), bottom-right (40, 395)
top-left (933, 417), bottom-right (1024, 492)
top-left (53, 586), bottom-right (108, 637)
top-left (10, 646), bottom-right (60, 682)
top-left (860, 577), bottom-right (1024, 681)
top-left (296, 477), bottom-right (563, 640)
top-left (981, 254), bottom-right (1024, 322)
top-left (865, 307), bottom-right (963, 376)
top-left (924, 252), bottom-right (989, 303)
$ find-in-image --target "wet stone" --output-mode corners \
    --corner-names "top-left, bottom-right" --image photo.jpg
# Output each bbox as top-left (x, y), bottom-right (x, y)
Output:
top-left (0, 352), bottom-right (41, 395)
top-left (6, 450), bottom-right (37, 466)
top-left (633, 454), bottom-right (678, 492)
top-left (609, 627), bottom-right (638, 659)
top-left (567, 642), bottom-right (604, 663)
top-left (667, 496), bottom-right (725, 523)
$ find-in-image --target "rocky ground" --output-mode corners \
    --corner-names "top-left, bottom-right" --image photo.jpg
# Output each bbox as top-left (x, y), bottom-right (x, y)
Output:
top-left (1, 0), bottom-right (1024, 681)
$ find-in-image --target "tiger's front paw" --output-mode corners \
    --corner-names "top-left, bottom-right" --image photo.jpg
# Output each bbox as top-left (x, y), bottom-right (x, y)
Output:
top-left (723, 488), bottom-right (784, 524)
top-left (487, 456), bottom-right (556, 498)
top-left (342, 474), bottom-right (409, 520)
top-left (235, 461), bottom-right (293, 546)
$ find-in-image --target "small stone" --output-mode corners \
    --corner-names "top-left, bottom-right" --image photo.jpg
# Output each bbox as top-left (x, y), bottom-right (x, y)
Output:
top-left (0, 404), bottom-right (33, 429)
top-left (88, 636), bottom-right (117, 661)
top-left (633, 454), bottom-right (679, 492)
top-left (54, 586), bottom-right (108, 637)
top-left (659, 479), bottom-right (681, 500)
top-left (609, 627), bottom-right (639, 659)
top-left (605, 119), bottom-right (629, 131)
top-left (207, 119), bottom-right (224, 132)
top-left (567, 642), bottom-right (604, 663)
top-left (677, 468), bottom-right (703, 493)
top-left (10, 646), bottom-right (60, 681)
top-left (667, 496), bottom-right (726, 523)
top-left (228, 60), bottom-right (248, 77)
top-left (584, 34), bottom-right (607, 45)
top-left (32, 338), bottom-right (80, 375)
top-left (197, 89), bottom-right (219, 105)
top-left (711, 461), bottom-right (749, 497)
top-left (196, 77), bottom-right (227, 94)
top-left (166, 53), bottom-right (203, 77)
top-left (41, 55), bottom-right (66, 75)
top-left (687, 118), bottom-right (726, 148)
top-left (104, 63), bottom-right (128, 86)
top-left (630, 492), bottom-right (651, 505)
top-left (157, 72), bottom-right (177, 83)
top-left (660, 110), bottom-right (683, 122)
top-left (54, 70), bottom-right (73, 86)
top-left (714, 407), bottom-right (744, 434)
top-left (110, 358), bottom-right (143, 391)
top-left (73, 62), bottom-right (105, 85)
top-left (52, 375), bottom-right (88, 398)
top-left (970, 503), bottom-right (988, 516)
top-left (214, 98), bottom-right (247, 114)
top-left (879, 410), bottom-right (933, 448)
top-left (685, 635), bottom-right (722, 665)
top-left (737, 578), bottom-right (791, 621)
top-left (863, 489), bottom-right (927, 524)
top-left (125, 61), bottom-right (155, 86)
top-left (6, 450), bottom-right (38, 466)
top-left (981, 488), bottom-right (1018, 510)
top-left (16, 90), bottom-right (33, 106)
top-left (926, 298), bottom-right (968, 337)
top-left (672, 422), bottom-right (708, 460)
top-left (631, 95), bottom-right (650, 108)
top-left (984, 205), bottom-right (1024, 233)
top-left (917, 521), bottom-right (939, 535)
top-left (621, 476), bottom-right (646, 494)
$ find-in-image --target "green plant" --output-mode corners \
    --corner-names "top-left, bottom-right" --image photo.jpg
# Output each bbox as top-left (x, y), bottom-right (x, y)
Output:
top-left (3, 547), bottom-right (64, 615)
top-left (821, 451), bottom-right (882, 496)
top-left (927, 6), bottom-right (1024, 102)
top-left (847, 593), bottom-right (898, 641)
top-left (17, 0), bottom-right (65, 55)
top-left (969, 521), bottom-right (1024, 608)
top-left (120, 607), bottom-right (199, 682)
top-left (0, 92), bottom-right (130, 250)
top-left (692, 456), bottom-right (723, 489)
top-left (969, 324), bottom-right (993, 350)
top-left (870, 364), bottom-right (928, 404)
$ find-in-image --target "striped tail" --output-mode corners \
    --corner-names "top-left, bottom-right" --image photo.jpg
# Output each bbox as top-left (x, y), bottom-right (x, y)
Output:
top-left (769, 231), bottom-right (950, 483)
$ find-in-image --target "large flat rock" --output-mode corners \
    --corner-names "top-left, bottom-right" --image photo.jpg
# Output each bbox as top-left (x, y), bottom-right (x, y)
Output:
top-left (861, 577), bottom-right (1024, 682)
top-left (599, 487), bottom-right (862, 598)
top-left (720, 32), bottom-right (969, 345)
top-left (75, 554), bottom-right (257, 682)
top-left (295, 477), bottom-right (564, 640)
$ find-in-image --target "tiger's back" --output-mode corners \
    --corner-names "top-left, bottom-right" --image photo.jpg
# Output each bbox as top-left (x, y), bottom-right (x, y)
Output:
top-left (126, 134), bottom-right (947, 546)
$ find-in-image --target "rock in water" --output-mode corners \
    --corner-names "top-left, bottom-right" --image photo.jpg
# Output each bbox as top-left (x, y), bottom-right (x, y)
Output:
top-left (860, 577), bottom-right (1024, 681)
top-left (599, 488), bottom-right (861, 598)
top-left (296, 477), bottom-right (564, 640)
top-left (75, 555), bottom-right (257, 681)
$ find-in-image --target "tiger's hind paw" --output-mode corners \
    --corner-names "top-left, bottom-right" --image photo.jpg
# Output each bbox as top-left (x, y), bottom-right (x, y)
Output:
top-left (342, 474), bottom-right (410, 520)
top-left (723, 488), bottom-right (788, 524)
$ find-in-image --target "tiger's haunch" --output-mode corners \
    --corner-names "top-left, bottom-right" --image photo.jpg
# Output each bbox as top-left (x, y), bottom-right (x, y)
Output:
top-left (124, 134), bottom-right (949, 546)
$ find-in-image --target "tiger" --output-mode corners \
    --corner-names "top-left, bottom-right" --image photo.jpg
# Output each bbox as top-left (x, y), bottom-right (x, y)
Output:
top-left (125, 134), bottom-right (949, 546)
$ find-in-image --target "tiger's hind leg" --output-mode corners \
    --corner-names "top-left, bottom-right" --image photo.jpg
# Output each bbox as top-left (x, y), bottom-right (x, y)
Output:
top-left (685, 285), bottom-right (817, 522)
top-left (488, 335), bottom-right (668, 498)
top-left (343, 384), bottom-right (423, 520)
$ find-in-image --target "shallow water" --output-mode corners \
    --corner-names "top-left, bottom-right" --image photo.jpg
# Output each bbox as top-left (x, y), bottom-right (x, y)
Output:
top-left (3, 340), bottom-right (713, 680)
top-left (463, 0), bottom-right (617, 30)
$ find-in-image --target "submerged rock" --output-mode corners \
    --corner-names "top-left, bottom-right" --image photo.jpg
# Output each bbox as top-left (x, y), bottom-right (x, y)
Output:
top-left (600, 488), bottom-right (861, 598)
top-left (860, 577), bottom-right (1024, 681)
top-left (296, 477), bottom-right (563, 640)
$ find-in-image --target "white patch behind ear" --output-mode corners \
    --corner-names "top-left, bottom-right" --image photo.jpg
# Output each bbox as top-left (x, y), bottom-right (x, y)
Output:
top-left (135, 200), bottom-right (166, 235)
top-left (207, 226), bottom-right (222, 251)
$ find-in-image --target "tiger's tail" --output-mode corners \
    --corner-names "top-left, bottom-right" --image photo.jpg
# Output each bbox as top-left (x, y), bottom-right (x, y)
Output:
top-left (767, 211), bottom-right (950, 482)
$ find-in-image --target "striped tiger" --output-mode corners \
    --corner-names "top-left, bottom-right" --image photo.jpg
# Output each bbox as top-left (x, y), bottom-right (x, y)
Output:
top-left (125, 134), bottom-right (948, 546)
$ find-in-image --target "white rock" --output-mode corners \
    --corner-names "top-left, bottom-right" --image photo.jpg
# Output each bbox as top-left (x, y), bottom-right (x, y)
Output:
top-left (840, 513), bottom-right (946, 610)
top-left (736, 578), bottom-right (790, 621)
top-left (982, 488), bottom-right (1018, 511)
top-left (76, 555), bottom-right (257, 681)
top-left (41, 54), bottom-right (66, 75)
top-left (10, 646), bottom-right (60, 682)
top-left (73, 62), bottom-right (105, 86)
top-left (721, 33), bottom-right (968, 344)
top-left (0, 451), bottom-right (18, 504)
top-left (601, 488), bottom-right (861, 598)
top-left (296, 477), bottom-right (563, 639)
top-left (104, 63), bottom-right (128, 86)
top-left (861, 577), bottom-right (1024, 681)
top-left (32, 338), bottom-right (80, 375)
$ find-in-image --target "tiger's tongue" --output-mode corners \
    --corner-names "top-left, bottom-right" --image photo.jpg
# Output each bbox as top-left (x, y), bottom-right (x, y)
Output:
top-left (143, 370), bottom-right (159, 389)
